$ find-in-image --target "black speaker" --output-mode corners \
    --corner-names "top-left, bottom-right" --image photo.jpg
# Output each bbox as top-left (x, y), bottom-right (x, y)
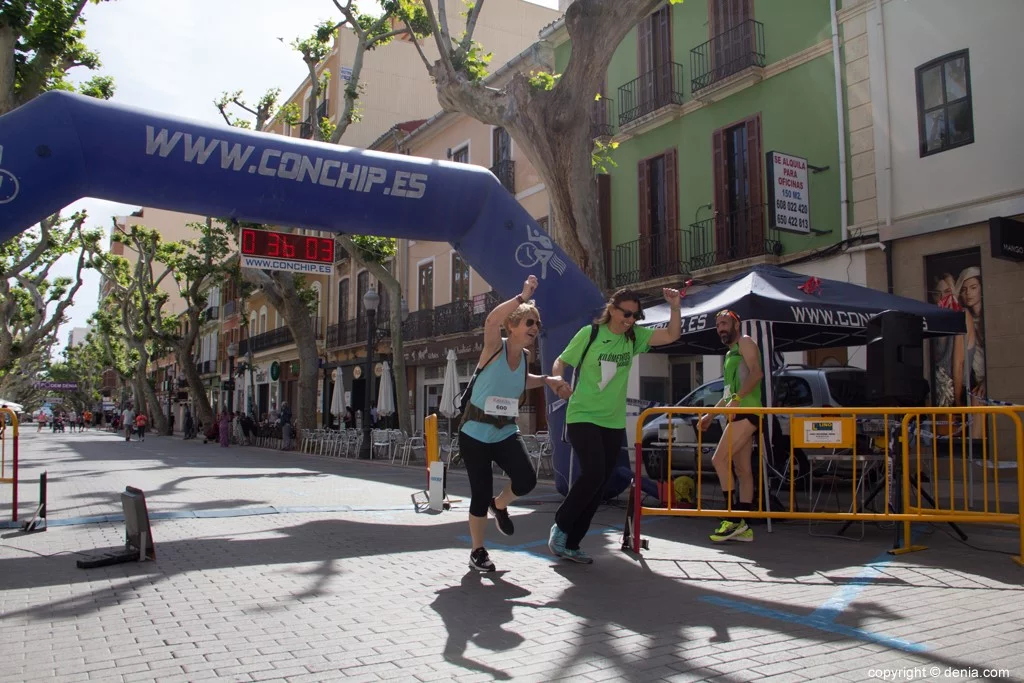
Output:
top-left (866, 310), bottom-right (927, 405)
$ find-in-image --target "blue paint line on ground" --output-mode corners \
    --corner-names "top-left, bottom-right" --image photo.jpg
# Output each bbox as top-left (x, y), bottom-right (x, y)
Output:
top-left (702, 595), bottom-right (926, 653)
top-left (810, 528), bottom-right (924, 623)
top-left (0, 502), bottom-right (469, 529)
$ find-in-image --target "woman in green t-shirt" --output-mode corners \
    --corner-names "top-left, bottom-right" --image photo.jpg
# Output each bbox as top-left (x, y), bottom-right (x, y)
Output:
top-left (549, 286), bottom-right (682, 563)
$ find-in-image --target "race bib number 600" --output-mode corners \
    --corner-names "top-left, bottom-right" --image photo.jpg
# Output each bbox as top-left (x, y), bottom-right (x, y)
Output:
top-left (484, 396), bottom-right (518, 417)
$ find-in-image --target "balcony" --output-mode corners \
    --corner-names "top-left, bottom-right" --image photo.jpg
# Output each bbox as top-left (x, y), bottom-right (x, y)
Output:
top-left (612, 231), bottom-right (688, 288)
top-left (326, 293), bottom-right (500, 350)
top-left (196, 360), bottom-right (216, 376)
top-left (203, 305), bottom-right (219, 322)
top-left (239, 318), bottom-right (323, 356)
top-left (591, 97), bottom-right (615, 139)
top-left (222, 300), bottom-right (238, 317)
top-left (690, 19), bottom-right (765, 99)
top-left (326, 311), bottom-right (392, 350)
top-left (685, 204), bottom-right (782, 272)
top-left (611, 204), bottom-right (782, 286)
top-left (489, 159), bottom-right (515, 194)
top-left (617, 62), bottom-right (685, 128)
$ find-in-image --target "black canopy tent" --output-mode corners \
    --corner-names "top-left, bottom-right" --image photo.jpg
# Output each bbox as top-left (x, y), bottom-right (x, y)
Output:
top-left (636, 265), bottom-right (967, 529)
top-left (640, 264), bottom-right (966, 356)
top-left (639, 264), bottom-right (966, 411)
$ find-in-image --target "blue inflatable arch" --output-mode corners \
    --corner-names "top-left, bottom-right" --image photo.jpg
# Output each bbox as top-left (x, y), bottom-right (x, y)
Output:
top-left (0, 91), bottom-right (603, 493)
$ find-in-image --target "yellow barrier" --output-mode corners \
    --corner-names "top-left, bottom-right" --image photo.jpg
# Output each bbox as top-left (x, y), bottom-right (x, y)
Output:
top-left (627, 405), bottom-right (1023, 565)
top-left (424, 414), bottom-right (439, 488)
top-left (0, 407), bottom-right (20, 522)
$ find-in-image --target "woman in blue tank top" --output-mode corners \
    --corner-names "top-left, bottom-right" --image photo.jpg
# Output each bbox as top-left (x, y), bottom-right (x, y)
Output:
top-left (461, 275), bottom-right (572, 572)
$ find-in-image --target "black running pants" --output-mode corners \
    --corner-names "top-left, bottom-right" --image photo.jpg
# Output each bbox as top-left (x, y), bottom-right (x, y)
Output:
top-left (555, 422), bottom-right (624, 550)
top-left (459, 431), bottom-right (537, 517)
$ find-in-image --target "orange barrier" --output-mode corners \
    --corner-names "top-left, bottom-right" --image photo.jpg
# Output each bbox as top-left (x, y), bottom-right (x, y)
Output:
top-left (625, 405), bottom-right (1023, 565)
top-left (0, 407), bottom-right (20, 522)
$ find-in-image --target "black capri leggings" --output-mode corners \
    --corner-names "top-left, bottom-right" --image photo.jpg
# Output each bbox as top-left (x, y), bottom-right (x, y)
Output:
top-left (459, 431), bottom-right (538, 517)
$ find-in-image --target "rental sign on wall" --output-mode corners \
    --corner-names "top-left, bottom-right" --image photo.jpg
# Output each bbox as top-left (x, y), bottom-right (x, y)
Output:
top-left (766, 151), bottom-right (810, 234)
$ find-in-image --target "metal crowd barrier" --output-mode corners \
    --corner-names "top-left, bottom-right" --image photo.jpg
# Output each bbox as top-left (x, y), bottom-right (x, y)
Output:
top-left (625, 405), bottom-right (1023, 566)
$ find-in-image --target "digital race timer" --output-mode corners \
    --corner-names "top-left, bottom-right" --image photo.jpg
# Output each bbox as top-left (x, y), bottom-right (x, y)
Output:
top-left (239, 227), bottom-right (335, 264)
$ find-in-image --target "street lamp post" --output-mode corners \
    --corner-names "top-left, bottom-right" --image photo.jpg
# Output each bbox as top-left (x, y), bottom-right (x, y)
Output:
top-left (227, 342), bottom-right (238, 416)
top-left (359, 286), bottom-right (379, 459)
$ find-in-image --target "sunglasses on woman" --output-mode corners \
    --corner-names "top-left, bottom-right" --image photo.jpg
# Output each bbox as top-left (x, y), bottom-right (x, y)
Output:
top-left (614, 304), bottom-right (642, 319)
top-left (524, 318), bottom-right (542, 329)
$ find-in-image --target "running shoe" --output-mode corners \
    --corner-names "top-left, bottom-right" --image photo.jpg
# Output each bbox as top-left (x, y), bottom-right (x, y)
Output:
top-left (709, 520), bottom-right (750, 543)
top-left (559, 548), bottom-right (594, 564)
top-left (489, 498), bottom-right (514, 536)
top-left (548, 523), bottom-right (567, 556)
top-left (469, 547), bottom-right (496, 572)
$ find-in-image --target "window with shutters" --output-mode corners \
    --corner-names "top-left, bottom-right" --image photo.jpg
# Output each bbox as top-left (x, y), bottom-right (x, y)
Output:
top-left (629, 5), bottom-right (678, 122)
top-left (451, 252), bottom-right (470, 302)
top-left (636, 148), bottom-right (680, 282)
top-left (709, 0), bottom-right (755, 69)
top-left (711, 113), bottom-right (764, 263)
top-left (691, 0), bottom-right (763, 93)
top-left (338, 278), bottom-right (349, 321)
top-left (451, 145), bottom-right (469, 164)
top-left (418, 262), bottom-right (434, 310)
top-left (356, 270), bottom-right (369, 322)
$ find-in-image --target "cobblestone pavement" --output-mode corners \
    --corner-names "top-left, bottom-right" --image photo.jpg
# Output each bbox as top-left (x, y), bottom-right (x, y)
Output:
top-left (1, 429), bottom-right (1023, 682)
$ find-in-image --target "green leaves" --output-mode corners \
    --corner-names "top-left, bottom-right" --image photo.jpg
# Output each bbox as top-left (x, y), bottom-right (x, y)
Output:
top-left (528, 71), bottom-right (561, 91)
top-left (591, 139), bottom-right (619, 175)
top-left (349, 235), bottom-right (396, 265)
top-left (292, 19), bottom-right (336, 64)
top-left (5, 0), bottom-right (118, 109)
top-left (453, 37), bottom-right (492, 82)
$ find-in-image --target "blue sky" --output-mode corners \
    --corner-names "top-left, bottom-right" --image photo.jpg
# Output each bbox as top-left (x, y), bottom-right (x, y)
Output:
top-left (51, 0), bottom-right (558, 348)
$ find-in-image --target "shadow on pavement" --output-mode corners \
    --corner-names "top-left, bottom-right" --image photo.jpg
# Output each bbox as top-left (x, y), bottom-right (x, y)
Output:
top-left (0, 511), bottom-right (1011, 681)
top-left (428, 570), bottom-right (540, 680)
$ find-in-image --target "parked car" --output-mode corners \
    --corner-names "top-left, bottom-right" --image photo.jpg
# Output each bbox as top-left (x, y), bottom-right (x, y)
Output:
top-left (640, 366), bottom-right (869, 482)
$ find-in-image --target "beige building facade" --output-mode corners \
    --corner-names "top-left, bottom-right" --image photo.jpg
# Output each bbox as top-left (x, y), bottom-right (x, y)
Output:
top-left (367, 85), bottom-right (553, 430)
top-left (837, 0), bottom-right (1024, 409)
top-left (264, 0), bottom-right (559, 149)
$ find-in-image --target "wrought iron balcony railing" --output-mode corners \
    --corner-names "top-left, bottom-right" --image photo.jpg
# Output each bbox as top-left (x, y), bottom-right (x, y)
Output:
top-left (685, 203), bottom-right (782, 271)
top-left (611, 205), bottom-right (783, 285)
top-left (591, 97), bottom-right (615, 139)
top-left (204, 305), bottom-right (219, 322)
top-left (612, 230), bottom-right (688, 288)
top-left (618, 62), bottom-right (686, 126)
top-left (326, 293), bottom-right (500, 349)
top-left (489, 159), bottom-right (515, 194)
top-left (239, 318), bottom-right (323, 356)
top-left (222, 300), bottom-right (238, 317)
top-left (690, 19), bottom-right (766, 94)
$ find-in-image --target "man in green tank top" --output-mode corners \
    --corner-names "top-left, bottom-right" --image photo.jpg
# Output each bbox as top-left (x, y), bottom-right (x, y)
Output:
top-left (697, 309), bottom-right (764, 543)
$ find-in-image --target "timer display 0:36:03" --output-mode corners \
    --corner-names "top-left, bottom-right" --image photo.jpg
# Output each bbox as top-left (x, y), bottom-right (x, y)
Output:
top-left (240, 228), bottom-right (335, 263)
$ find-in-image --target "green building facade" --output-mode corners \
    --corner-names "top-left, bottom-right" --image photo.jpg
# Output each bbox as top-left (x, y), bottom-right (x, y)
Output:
top-left (554, 0), bottom-right (844, 290)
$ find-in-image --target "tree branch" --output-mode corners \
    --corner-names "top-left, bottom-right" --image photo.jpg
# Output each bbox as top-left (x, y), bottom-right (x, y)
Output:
top-left (401, 20), bottom-right (434, 74)
top-left (366, 27), bottom-right (412, 49)
top-left (460, 0), bottom-right (487, 52)
top-left (420, 0), bottom-right (455, 74)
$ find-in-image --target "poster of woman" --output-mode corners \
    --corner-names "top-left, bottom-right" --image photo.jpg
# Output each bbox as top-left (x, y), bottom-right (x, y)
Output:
top-left (925, 249), bottom-right (986, 409)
